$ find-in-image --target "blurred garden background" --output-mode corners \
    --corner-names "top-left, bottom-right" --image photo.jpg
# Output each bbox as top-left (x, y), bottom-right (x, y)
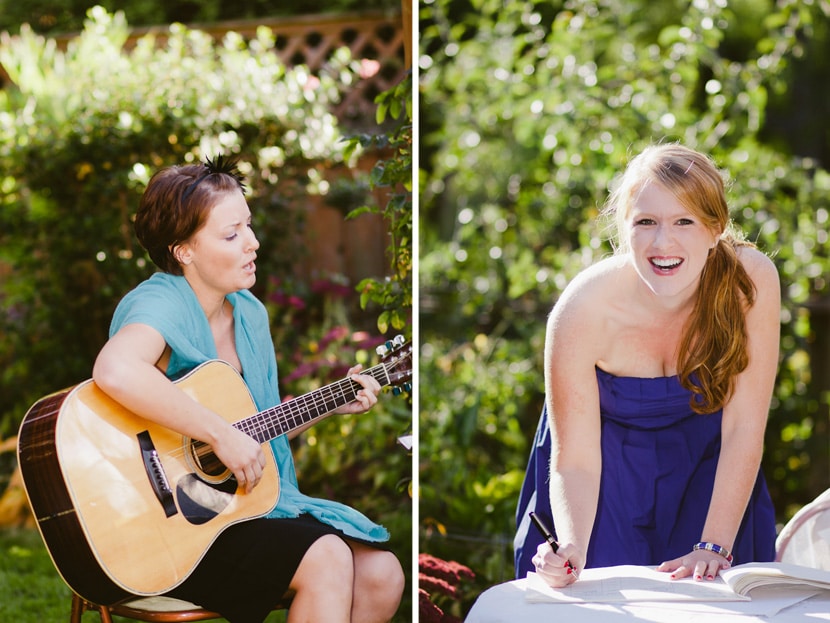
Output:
top-left (419, 0), bottom-right (830, 619)
top-left (0, 0), bottom-right (412, 621)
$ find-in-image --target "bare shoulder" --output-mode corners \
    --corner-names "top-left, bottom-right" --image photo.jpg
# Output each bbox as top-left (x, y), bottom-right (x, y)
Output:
top-left (737, 245), bottom-right (780, 291)
top-left (549, 255), bottom-right (628, 332)
top-left (545, 257), bottom-right (628, 400)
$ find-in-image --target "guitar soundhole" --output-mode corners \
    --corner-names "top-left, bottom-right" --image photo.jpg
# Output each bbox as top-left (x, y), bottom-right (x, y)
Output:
top-left (187, 439), bottom-right (231, 481)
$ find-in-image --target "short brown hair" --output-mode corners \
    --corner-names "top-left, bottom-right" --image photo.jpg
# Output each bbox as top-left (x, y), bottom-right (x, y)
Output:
top-left (134, 163), bottom-right (244, 275)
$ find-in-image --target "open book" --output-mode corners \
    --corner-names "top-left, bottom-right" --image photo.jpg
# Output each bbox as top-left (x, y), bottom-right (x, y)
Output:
top-left (525, 562), bottom-right (830, 604)
top-left (723, 562), bottom-right (830, 595)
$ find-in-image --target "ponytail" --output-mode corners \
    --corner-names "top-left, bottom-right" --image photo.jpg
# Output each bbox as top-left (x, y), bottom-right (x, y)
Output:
top-left (677, 232), bottom-right (756, 413)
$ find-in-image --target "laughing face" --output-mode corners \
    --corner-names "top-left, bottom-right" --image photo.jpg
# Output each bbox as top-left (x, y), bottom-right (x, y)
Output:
top-left (625, 181), bottom-right (720, 301)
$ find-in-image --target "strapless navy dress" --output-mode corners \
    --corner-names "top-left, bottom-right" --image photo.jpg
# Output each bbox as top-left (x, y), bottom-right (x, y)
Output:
top-left (513, 368), bottom-right (776, 578)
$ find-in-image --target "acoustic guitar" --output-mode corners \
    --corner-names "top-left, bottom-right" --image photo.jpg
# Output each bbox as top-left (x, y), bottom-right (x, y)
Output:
top-left (17, 336), bottom-right (411, 605)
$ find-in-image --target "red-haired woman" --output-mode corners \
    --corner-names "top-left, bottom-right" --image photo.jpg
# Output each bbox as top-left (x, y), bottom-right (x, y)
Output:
top-left (515, 144), bottom-right (778, 587)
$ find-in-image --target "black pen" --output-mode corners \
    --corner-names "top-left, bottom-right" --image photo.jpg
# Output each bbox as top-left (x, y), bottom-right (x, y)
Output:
top-left (529, 512), bottom-right (578, 577)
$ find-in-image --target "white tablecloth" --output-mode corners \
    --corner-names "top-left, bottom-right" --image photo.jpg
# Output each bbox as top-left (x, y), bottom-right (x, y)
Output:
top-left (465, 574), bottom-right (830, 623)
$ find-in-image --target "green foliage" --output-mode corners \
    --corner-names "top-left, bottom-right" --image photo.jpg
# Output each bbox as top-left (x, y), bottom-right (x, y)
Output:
top-left (265, 274), bottom-right (413, 620)
top-left (344, 72), bottom-right (413, 335)
top-left (419, 0), bottom-right (830, 605)
top-left (0, 529), bottom-right (73, 622)
top-left (0, 6), bottom-right (411, 620)
top-left (0, 6), bottom-right (355, 435)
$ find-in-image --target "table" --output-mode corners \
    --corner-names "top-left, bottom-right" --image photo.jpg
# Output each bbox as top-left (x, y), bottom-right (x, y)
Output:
top-left (465, 570), bottom-right (830, 622)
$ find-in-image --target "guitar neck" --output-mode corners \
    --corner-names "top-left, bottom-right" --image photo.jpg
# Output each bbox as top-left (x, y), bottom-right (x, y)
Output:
top-left (233, 363), bottom-right (390, 443)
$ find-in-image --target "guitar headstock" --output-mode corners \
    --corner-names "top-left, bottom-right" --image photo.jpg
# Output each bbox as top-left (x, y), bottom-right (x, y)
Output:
top-left (376, 335), bottom-right (412, 394)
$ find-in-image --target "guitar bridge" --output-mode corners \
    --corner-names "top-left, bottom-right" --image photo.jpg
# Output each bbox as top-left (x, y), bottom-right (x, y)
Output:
top-left (137, 431), bottom-right (178, 518)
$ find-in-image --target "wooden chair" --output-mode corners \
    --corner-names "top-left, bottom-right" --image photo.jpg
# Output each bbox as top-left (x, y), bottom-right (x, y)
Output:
top-left (70, 591), bottom-right (288, 622)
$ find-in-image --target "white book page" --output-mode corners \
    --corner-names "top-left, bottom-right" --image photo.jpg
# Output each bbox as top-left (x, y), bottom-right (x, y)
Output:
top-left (721, 562), bottom-right (830, 594)
top-left (525, 566), bottom-right (749, 603)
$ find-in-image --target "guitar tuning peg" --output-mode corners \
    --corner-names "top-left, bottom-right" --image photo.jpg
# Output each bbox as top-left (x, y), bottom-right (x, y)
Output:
top-left (393, 335), bottom-right (405, 347)
top-left (391, 382), bottom-right (412, 396)
top-left (376, 344), bottom-right (389, 356)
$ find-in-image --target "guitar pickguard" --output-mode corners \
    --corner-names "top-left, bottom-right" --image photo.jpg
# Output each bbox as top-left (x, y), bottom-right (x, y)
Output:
top-left (175, 474), bottom-right (238, 525)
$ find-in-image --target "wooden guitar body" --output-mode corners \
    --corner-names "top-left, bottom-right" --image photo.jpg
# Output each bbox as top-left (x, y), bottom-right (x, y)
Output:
top-left (17, 361), bottom-right (279, 604)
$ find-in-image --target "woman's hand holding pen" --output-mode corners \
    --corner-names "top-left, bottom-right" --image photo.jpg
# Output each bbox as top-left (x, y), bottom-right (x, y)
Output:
top-left (529, 513), bottom-right (582, 587)
top-left (532, 541), bottom-right (582, 588)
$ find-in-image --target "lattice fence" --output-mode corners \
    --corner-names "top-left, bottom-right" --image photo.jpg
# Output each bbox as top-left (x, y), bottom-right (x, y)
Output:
top-left (264, 11), bottom-right (407, 128)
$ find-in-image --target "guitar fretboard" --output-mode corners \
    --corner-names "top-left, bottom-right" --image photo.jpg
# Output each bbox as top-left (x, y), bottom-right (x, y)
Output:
top-left (232, 363), bottom-right (390, 443)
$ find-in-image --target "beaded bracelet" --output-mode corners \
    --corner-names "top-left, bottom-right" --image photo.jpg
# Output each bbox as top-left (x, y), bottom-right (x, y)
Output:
top-left (693, 541), bottom-right (733, 564)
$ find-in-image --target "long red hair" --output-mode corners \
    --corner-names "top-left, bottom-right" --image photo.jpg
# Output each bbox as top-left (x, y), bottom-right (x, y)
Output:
top-left (604, 144), bottom-right (756, 413)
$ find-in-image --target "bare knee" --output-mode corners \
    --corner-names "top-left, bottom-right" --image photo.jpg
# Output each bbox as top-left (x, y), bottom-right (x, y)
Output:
top-left (291, 534), bottom-right (354, 593)
top-left (353, 550), bottom-right (405, 622)
top-left (366, 551), bottom-right (404, 594)
top-left (288, 535), bottom-right (355, 623)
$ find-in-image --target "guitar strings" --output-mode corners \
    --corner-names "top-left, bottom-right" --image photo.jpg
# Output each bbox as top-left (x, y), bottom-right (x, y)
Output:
top-left (241, 364), bottom-right (389, 440)
top-left (157, 350), bottom-right (411, 467)
top-left (160, 370), bottom-right (382, 466)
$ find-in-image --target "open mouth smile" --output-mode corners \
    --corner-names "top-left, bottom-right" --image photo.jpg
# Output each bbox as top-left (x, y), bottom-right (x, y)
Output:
top-left (649, 257), bottom-right (683, 272)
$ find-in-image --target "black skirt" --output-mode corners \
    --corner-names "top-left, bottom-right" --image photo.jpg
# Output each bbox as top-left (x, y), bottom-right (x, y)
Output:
top-left (165, 514), bottom-right (378, 623)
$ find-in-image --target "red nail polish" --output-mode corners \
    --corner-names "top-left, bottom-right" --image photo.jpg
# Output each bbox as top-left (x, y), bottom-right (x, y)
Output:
top-left (707, 575), bottom-right (714, 580)
top-left (695, 574), bottom-right (702, 580)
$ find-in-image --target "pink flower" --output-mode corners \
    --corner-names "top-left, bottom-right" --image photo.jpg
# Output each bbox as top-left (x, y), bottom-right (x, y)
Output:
top-left (268, 292), bottom-right (306, 310)
top-left (418, 588), bottom-right (447, 623)
top-left (287, 295), bottom-right (306, 310)
top-left (311, 278), bottom-right (353, 299)
top-left (302, 75), bottom-right (321, 90)
top-left (358, 59), bottom-right (381, 79)
top-left (282, 361), bottom-right (319, 383)
top-left (419, 574), bottom-right (458, 599)
top-left (352, 332), bottom-right (387, 351)
top-left (319, 326), bottom-right (350, 350)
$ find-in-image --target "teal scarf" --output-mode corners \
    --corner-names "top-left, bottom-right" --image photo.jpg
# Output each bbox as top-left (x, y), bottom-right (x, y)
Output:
top-left (110, 272), bottom-right (388, 542)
